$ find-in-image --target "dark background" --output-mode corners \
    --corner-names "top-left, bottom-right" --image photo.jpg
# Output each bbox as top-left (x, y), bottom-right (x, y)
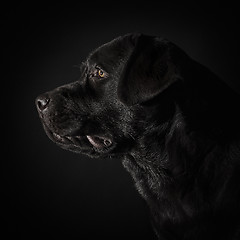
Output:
top-left (4, 2), bottom-right (239, 239)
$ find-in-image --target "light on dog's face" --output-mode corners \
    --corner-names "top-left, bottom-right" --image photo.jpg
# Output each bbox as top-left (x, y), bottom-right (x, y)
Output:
top-left (35, 34), bottom-right (143, 158)
top-left (35, 81), bottom-right (118, 157)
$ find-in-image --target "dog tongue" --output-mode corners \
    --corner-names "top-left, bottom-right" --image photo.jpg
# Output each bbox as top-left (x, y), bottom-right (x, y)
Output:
top-left (86, 135), bottom-right (112, 148)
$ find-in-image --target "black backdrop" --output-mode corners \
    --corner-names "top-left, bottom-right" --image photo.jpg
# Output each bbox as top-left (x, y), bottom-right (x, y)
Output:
top-left (4, 3), bottom-right (239, 239)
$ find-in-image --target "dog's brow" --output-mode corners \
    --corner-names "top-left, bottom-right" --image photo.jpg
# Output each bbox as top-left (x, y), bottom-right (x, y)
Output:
top-left (79, 62), bottom-right (89, 75)
top-left (80, 61), bottom-right (87, 70)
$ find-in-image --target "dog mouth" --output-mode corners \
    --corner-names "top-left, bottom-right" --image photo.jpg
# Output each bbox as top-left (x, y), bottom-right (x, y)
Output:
top-left (86, 135), bottom-right (112, 148)
top-left (53, 132), bottom-right (112, 148)
top-left (44, 125), bottom-right (113, 150)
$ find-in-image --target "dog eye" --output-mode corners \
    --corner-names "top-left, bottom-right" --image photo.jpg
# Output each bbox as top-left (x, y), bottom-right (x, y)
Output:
top-left (97, 69), bottom-right (105, 78)
top-left (89, 66), bottom-right (107, 80)
top-left (94, 66), bottom-right (107, 79)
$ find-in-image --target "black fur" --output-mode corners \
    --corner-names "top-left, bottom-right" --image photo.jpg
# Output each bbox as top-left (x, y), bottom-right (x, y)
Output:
top-left (36, 33), bottom-right (240, 239)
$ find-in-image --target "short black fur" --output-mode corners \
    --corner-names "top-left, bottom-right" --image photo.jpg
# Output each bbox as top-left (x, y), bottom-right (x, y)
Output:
top-left (36, 33), bottom-right (240, 240)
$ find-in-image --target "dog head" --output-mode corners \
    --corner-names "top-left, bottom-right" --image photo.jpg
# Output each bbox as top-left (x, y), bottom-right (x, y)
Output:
top-left (36, 33), bottom-right (188, 158)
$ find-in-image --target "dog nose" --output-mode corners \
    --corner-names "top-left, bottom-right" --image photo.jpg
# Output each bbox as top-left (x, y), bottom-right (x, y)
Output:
top-left (36, 94), bottom-right (50, 112)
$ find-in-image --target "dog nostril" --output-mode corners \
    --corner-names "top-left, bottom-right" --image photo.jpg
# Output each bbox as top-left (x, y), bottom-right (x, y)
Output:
top-left (36, 94), bottom-right (50, 111)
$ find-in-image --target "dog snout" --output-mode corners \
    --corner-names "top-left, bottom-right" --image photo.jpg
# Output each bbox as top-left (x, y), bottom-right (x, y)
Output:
top-left (36, 93), bottom-right (50, 112)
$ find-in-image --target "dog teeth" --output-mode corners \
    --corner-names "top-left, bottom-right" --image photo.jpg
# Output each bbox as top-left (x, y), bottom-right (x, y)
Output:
top-left (86, 135), bottom-right (112, 148)
top-left (53, 132), bottom-right (61, 139)
top-left (53, 132), bottom-right (67, 143)
top-left (75, 136), bottom-right (82, 139)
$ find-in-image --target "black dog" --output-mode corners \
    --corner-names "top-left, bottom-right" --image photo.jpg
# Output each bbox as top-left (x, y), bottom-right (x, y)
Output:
top-left (36, 33), bottom-right (240, 239)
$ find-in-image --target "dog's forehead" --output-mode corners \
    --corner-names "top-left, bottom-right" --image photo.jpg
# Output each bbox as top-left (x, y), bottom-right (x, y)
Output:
top-left (87, 35), bottom-right (134, 69)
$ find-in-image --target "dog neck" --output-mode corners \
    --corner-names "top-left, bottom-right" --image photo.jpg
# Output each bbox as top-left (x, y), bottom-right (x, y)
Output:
top-left (122, 102), bottom-right (235, 215)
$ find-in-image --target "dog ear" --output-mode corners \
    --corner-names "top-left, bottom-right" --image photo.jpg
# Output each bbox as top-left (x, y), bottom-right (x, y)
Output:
top-left (118, 34), bottom-right (185, 105)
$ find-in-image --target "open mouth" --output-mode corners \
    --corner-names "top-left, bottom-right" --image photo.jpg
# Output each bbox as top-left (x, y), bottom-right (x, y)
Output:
top-left (86, 135), bottom-right (112, 148)
top-left (44, 125), bottom-right (113, 150)
top-left (53, 132), bottom-right (112, 148)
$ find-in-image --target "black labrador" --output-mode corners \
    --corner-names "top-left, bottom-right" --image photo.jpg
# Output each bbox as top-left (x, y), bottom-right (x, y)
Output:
top-left (36, 33), bottom-right (240, 240)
